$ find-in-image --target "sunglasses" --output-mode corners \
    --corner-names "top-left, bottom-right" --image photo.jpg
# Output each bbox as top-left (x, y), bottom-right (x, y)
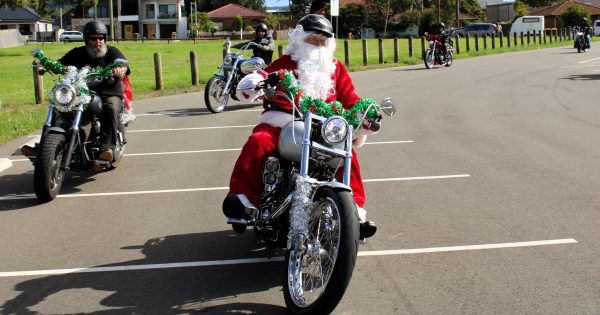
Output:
top-left (88, 36), bottom-right (105, 42)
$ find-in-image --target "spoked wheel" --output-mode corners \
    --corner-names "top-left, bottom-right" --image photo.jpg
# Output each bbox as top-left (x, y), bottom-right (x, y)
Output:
top-left (204, 76), bottom-right (229, 113)
top-left (445, 51), bottom-right (454, 67)
top-left (424, 50), bottom-right (435, 69)
top-left (284, 188), bottom-right (359, 315)
top-left (34, 133), bottom-right (66, 202)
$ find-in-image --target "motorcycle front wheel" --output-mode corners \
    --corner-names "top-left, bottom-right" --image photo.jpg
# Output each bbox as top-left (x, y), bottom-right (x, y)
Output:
top-left (424, 50), bottom-right (435, 69)
top-left (204, 76), bottom-right (229, 113)
top-left (283, 188), bottom-right (359, 315)
top-left (445, 51), bottom-right (454, 67)
top-left (34, 133), bottom-right (66, 202)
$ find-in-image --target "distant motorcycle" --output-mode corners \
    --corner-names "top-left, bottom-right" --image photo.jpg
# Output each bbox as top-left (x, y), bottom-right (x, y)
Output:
top-left (574, 29), bottom-right (590, 53)
top-left (424, 32), bottom-right (454, 69)
top-left (29, 50), bottom-right (128, 202)
top-left (204, 38), bottom-right (267, 113)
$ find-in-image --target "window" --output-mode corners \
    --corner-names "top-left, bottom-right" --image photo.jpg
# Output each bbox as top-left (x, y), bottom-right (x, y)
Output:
top-left (146, 4), bottom-right (155, 19)
top-left (522, 17), bottom-right (540, 23)
top-left (158, 4), bottom-right (177, 19)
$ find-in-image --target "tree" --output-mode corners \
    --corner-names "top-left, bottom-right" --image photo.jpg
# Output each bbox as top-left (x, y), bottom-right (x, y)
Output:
top-left (193, 11), bottom-right (217, 32)
top-left (561, 5), bottom-right (590, 27)
top-left (290, 0), bottom-right (311, 19)
top-left (339, 3), bottom-right (368, 35)
top-left (263, 13), bottom-right (281, 30)
top-left (513, 0), bottom-right (529, 18)
top-left (521, 0), bottom-right (553, 8)
top-left (232, 15), bottom-right (244, 31)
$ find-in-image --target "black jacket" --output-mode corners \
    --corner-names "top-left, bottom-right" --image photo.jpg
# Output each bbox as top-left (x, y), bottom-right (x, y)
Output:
top-left (233, 34), bottom-right (275, 64)
top-left (60, 45), bottom-right (130, 97)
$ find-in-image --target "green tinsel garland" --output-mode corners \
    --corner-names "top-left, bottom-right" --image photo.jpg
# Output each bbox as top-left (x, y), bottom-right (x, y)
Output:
top-left (279, 70), bottom-right (379, 129)
top-left (32, 49), bottom-right (65, 75)
top-left (32, 49), bottom-right (119, 80)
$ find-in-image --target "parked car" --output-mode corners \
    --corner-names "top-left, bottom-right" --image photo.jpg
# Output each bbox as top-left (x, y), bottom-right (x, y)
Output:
top-left (59, 31), bottom-right (84, 42)
top-left (448, 23), bottom-right (497, 37)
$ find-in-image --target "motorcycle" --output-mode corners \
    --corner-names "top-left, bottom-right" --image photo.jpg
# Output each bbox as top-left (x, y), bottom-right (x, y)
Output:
top-left (28, 49), bottom-right (128, 202)
top-left (424, 32), bottom-right (454, 69)
top-left (574, 29), bottom-right (590, 53)
top-left (228, 71), bottom-right (396, 314)
top-left (204, 38), bottom-right (267, 113)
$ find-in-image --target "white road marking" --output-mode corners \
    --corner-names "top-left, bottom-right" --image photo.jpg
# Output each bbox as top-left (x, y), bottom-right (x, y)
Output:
top-left (578, 57), bottom-right (600, 63)
top-left (0, 238), bottom-right (576, 278)
top-left (128, 125), bottom-right (255, 133)
top-left (8, 140), bottom-right (413, 161)
top-left (0, 174), bottom-right (470, 200)
top-left (0, 158), bottom-right (12, 173)
top-left (124, 148), bottom-right (241, 156)
top-left (135, 109), bottom-right (262, 116)
top-left (363, 174), bottom-right (470, 182)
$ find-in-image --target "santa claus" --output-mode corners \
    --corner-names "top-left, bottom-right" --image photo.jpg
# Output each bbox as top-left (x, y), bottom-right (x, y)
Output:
top-left (223, 14), bottom-right (376, 239)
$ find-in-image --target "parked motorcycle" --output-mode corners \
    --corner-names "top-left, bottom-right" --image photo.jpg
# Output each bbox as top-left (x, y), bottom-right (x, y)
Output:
top-left (228, 71), bottom-right (396, 314)
top-left (424, 33), bottom-right (454, 69)
top-left (204, 38), bottom-right (267, 113)
top-left (29, 49), bottom-right (128, 202)
top-left (574, 29), bottom-right (590, 53)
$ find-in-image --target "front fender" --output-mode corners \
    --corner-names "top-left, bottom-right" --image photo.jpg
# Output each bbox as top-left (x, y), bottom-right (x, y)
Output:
top-left (312, 181), bottom-right (352, 197)
top-left (47, 126), bottom-right (66, 134)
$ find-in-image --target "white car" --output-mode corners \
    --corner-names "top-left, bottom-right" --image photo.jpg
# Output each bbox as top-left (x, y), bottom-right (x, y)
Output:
top-left (59, 31), bottom-right (84, 42)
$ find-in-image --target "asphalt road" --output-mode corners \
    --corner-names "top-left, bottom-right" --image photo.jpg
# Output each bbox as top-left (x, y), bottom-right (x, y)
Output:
top-left (0, 45), bottom-right (599, 314)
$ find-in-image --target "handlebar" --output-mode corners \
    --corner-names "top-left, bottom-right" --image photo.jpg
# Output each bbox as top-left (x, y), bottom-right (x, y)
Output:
top-left (32, 49), bottom-right (128, 80)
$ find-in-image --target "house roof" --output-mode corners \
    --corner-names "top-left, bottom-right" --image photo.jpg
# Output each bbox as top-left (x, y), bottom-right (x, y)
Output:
top-left (530, 0), bottom-right (600, 16)
top-left (0, 6), bottom-right (50, 23)
top-left (207, 3), bottom-right (267, 19)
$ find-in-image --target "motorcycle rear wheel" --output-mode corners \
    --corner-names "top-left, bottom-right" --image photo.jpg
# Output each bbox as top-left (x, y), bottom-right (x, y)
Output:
top-left (283, 188), bottom-right (359, 314)
top-left (204, 76), bottom-right (229, 113)
top-left (34, 133), bottom-right (66, 202)
top-left (424, 50), bottom-right (435, 69)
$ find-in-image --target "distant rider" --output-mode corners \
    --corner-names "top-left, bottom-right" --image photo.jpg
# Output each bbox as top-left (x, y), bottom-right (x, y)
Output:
top-left (579, 18), bottom-right (592, 50)
top-left (433, 22), bottom-right (449, 60)
top-left (59, 20), bottom-right (130, 162)
top-left (232, 23), bottom-right (275, 65)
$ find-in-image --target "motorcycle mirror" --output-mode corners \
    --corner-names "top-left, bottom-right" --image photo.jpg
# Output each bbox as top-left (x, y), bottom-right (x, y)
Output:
top-left (261, 38), bottom-right (269, 44)
top-left (380, 97), bottom-right (396, 117)
top-left (31, 49), bottom-right (43, 56)
top-left (114, 58), bottom-right (128, 68)
top-left (424, 32), bottom-right (429, 36)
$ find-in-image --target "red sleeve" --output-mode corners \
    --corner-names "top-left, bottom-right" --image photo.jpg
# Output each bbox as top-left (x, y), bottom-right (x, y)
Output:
top-left (333, 60), bottom-right (361, 109)
top-left (263, 55), bottom-right (297, 111)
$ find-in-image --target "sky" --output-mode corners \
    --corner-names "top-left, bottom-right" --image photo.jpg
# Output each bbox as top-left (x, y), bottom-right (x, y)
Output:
top-left (265, 0), bottom-right (288, 7)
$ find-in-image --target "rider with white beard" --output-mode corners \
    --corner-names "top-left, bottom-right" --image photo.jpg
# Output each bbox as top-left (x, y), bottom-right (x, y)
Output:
top-left (59, 21), bottom-right (129, 162)
top-left (224, 14), bottom-right (377, 239)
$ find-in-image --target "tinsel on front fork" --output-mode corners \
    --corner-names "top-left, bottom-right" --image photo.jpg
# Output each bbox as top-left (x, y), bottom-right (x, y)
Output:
top-left (287, 175), bottom-right (313, 252)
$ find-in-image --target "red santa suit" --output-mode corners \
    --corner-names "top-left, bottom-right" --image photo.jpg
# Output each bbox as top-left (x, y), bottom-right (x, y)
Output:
top-left (227, 54), bottom-right (366, 208)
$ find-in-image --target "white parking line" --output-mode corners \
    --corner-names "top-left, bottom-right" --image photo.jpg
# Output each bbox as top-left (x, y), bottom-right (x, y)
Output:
top-left (128, 125), bottom-right (255, 133)
top-left (0, 174), bottom-right (470, 201)
top-left (8, 140), bottom-right (414, 161)
top-left (578, 57), bottom-right (600, 63)
top-left (0, 238), bottom-right (576, 278)
top-left (0, 158), bottom-right (12, 173)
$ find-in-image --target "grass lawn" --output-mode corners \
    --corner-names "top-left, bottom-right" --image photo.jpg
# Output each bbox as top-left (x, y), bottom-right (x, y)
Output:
top-left (0, 34), bottom-right (594, 144)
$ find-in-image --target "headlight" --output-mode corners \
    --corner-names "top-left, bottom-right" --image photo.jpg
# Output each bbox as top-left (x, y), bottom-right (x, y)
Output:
top-left (321, 116), bottom-right (348, 144)
top-left (51, 83), bottom-right (76, 111)
top-left (224, 54), bottom-right (233, 65)
top-left (429, 40), bottom-right (434, 46)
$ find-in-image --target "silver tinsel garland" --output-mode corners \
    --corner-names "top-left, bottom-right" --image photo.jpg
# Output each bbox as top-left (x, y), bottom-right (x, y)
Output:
top-left (287, 175), bottom-right (313, 251)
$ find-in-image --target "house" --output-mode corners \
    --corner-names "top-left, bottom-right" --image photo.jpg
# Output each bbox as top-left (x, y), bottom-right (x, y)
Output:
top-left (530, 0), bottom-right (600, 28)
top-left (485, 0), bottom-right (515, 23)
top-left (70, 0), bottom-right (188, 40)
top-left (207, 3), bottom-right (267, 31)
top-left (0, 7), bottom-right (53, 41)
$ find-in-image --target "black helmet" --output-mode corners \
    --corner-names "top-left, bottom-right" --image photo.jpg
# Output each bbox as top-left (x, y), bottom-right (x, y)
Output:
top-left (255, 23), bottom-right (268, 37)
top-left (581, 17), bottom-right (589, 25)
top-left (437, 22), bottom-right (445, 31)
top-left (83, 20), bottom-right (107, 41)
top-left (298, 14), bottom-right (334, 38)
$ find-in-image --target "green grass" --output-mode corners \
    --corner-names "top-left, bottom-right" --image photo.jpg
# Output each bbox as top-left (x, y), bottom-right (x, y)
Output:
top-left (0, 35), bottom-right (595, 144)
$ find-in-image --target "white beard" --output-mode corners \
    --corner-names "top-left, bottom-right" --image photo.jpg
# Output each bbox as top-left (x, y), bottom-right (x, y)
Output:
top-left (87, 44), bottom-right (107, 58)
top-left (286, 27), bottom-right (336, 100)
